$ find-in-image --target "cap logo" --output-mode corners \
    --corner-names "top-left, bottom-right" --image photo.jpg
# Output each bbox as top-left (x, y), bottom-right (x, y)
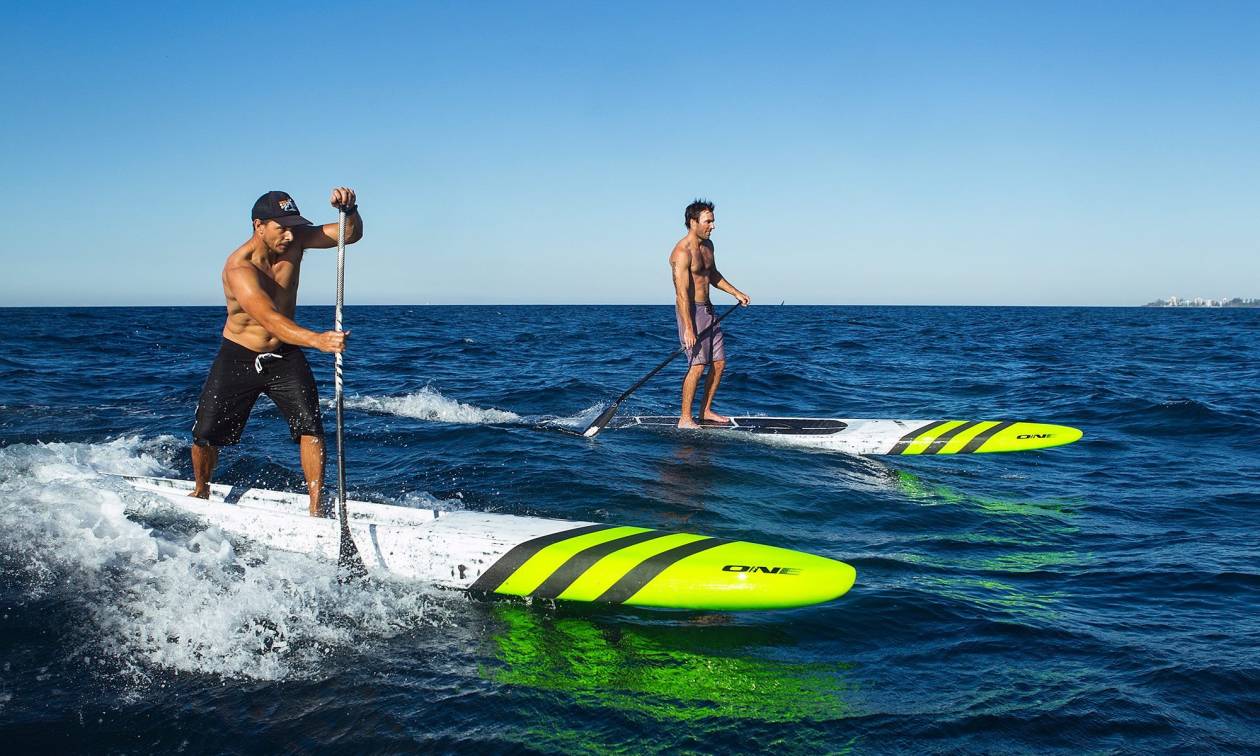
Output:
top-left (278, 198), bottom-right (298, 213)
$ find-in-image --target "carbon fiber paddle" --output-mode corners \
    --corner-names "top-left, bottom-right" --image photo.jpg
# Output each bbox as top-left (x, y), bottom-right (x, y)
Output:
top-left (334, 208), bottom-right (367, 579)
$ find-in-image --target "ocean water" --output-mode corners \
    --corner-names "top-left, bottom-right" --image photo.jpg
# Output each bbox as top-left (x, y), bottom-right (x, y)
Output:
top-left (1, 305), bottom-right (1257, 753)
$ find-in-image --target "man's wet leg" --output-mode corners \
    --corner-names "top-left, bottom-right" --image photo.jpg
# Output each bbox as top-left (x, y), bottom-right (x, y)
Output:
top-left (190, 443), bottom-right (218, 498)
top-left (299, 434), bottom-right (325, 517)
top-left (678, 363), bottom-right (706, 428)
top-left (699, 359), bottom-right (728, 423)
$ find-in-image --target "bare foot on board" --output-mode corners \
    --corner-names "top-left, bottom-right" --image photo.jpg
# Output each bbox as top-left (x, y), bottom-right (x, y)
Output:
top-left (189, 488), bottom-right (210, 500)
top-left (677, 417), bottom-right (701, 429)
top-left (701, 411), bottom-right (730, 424)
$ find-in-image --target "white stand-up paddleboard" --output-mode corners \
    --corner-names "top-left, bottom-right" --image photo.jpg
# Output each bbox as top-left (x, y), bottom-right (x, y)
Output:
top-left (613, 416), bottom-right (1083, 455)
top-left (119, 475), bottom-right (855, 611)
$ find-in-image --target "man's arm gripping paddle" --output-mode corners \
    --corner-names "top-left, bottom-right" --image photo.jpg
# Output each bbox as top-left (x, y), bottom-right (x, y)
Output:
top-left (582, 302), bottom-right (743, 438)
top-left (300, 187), bottom-right (363, 249)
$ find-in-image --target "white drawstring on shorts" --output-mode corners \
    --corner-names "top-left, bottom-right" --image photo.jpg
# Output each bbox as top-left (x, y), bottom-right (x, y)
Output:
top-left (254, 352), bottom-right (283, 373)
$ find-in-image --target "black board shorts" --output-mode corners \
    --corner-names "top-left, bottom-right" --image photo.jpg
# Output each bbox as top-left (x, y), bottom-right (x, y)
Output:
top-left (192, 338), bottom-right (324, 446)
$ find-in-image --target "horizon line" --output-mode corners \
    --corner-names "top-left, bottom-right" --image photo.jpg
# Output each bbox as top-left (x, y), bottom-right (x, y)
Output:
top-left (0, 303), bottom-right (1217, 309)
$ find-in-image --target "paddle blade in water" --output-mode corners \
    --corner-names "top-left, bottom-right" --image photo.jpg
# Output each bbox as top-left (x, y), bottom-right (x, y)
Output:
top-left (583, 403), bottom-right (621, 438)
top-left (337, 522), bottom-right (368, 581)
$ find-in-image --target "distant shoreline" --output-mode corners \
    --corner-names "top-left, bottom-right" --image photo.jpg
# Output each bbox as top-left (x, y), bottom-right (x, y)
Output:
top-left (1144, 298), bottom-right (1260, 308)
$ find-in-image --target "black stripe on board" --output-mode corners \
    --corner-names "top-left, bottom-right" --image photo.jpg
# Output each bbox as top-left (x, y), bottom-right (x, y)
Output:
top-left (731, 417), bottom-right (849, 435)
top-left (958, 420), bottom-right (1017, 454)
top-left (922, 420), bottom-right (984, 455)
top-left (530, 530), bottom-right (675, 599)
top-left (624, 416), bottom-right (847, 435)
top-left (594, 538), bottom-right (729, 604)
top-left (888, 420), bottom-right (950, 455)
top-left (469, 524), bottom-right (615, 592)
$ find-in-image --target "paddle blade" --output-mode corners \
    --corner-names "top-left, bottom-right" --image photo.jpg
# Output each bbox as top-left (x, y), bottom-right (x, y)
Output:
top-left (583, 403), bottom-right (621, 438)
top-left (337, 521), bottom-right (368, 582)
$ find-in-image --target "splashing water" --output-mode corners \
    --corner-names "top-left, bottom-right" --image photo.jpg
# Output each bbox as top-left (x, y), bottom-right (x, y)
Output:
top-left (345, 387), bottom-right (520, 424)
top-left (534, 402), bottom-right (608, 432)
top-left (0, 437), bottom-right (459, 682)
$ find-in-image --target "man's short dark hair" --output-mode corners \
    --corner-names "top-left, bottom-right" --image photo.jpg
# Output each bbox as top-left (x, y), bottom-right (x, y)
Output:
top-left (684, 199), bottom-right (715, 229)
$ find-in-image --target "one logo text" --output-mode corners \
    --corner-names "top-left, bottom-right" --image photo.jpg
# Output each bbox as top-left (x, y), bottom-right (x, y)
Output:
top-left (722, 565), bottom-right (802, 575)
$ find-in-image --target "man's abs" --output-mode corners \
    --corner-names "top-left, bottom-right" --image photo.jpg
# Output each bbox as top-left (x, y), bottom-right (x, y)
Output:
top-left (221, 322), bottom-right (284, 352)
top-left (686, 279), bottom-right (712, 305)
top-left (220, 279), bottom-right (299, 352)
top-left (221, 306), bottom-right (290, 352)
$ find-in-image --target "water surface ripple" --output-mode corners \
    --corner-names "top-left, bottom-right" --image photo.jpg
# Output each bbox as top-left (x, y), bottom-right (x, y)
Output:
top-left (1, 305), bottom-right (1257, 752)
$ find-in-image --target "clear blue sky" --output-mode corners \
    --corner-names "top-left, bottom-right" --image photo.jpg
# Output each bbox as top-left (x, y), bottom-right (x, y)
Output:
top-left (4, 1), bottom-right (1258, 306)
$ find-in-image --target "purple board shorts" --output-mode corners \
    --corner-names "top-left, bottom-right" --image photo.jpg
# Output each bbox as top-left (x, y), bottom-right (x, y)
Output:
top-left (677, 302), bottom-right (726, 366)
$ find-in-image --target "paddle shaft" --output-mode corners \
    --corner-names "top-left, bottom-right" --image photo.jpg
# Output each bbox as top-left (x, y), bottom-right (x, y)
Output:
top-left (333, 208), bottom-right (365, 577)
top-left (334, 210), bottom-right (347, 510)
top-left (612, 302), bottom-right (741, 405)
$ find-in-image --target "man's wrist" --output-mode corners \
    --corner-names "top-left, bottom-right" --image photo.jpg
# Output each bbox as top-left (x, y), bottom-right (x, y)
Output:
top-left (341, 204), bottom-right (357, 215)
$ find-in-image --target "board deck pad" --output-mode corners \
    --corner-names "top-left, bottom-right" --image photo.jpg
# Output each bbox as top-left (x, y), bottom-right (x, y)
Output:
top-left (626, 416), bottom-right (850, 435)
top-left (116, 475), bottom-right (856, 611)
top-left (613, 416), bottom-right (1082, 455)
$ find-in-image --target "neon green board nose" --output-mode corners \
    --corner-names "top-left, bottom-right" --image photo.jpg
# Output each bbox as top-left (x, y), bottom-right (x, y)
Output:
top-left (897, 420), bottom-right (1083, 455)
top-left (619, 541), bottom-right (857, 610)
top-left (970, 422), bottom-right (1083, 453)
top-left (484, 526), bottom-right (857, 610)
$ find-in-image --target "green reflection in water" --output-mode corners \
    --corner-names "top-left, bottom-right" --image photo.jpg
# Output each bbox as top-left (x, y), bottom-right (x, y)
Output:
top-left (888, 470), bottom-right (1093, 623)
top-left (892, 469), bottom-right (1082, 523)
top-left (898, 548), bottom-right (1085, 575)
top-left (483, 605), bottom-right (857, 728)
top-left (911, 574), bottom-right (1067, 623)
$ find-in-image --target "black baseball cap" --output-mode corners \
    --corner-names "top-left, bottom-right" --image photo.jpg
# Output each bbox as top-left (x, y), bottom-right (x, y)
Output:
top-left (251, 191), bottom-right (312, 227)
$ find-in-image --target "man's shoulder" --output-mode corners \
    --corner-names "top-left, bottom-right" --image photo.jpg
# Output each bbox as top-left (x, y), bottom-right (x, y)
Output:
top-left (225, 245), bottom-right (256, 268)
top-left (224, 242), bottom-right (272, 277)
top-left (670, 237), bottom-right (695, 260)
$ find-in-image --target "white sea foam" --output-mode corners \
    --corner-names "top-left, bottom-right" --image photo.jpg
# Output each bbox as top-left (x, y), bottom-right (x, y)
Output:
top-left (346, 387), bottom-right (520, 424)
top-left (536, 402), bottom-right (607, 431)
top-left (0, 437), bottom-right (459, 682)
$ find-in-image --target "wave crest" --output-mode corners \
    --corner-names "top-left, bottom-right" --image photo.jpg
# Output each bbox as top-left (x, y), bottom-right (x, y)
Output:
top-left (346, 387), bottom-right (520, 424)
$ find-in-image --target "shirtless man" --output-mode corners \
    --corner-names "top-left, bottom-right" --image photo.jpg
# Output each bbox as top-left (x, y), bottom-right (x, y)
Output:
top-left (669, 199), bottom-right (750, 429)
top-left (190, 188), bottom-right (362, 516)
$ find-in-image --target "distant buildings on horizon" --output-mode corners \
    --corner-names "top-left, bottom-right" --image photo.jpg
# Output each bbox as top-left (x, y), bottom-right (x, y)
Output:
top-left (1144, 296), bottom-right (1260, 308)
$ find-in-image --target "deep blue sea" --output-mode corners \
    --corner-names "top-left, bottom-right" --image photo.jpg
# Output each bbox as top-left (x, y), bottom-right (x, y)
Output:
top-left (1, 305), bottom-right (1257, 753)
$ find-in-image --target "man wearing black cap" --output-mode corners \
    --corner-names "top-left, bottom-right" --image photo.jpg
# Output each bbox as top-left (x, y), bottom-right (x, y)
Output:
top-left (190, 187), bottom-right (362, 516)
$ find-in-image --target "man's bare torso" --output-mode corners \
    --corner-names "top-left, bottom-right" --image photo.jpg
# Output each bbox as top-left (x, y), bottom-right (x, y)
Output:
top-left (221, 242), bottom-right (304, 352)
top-left (673, 238), bottom-right (717, 305)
